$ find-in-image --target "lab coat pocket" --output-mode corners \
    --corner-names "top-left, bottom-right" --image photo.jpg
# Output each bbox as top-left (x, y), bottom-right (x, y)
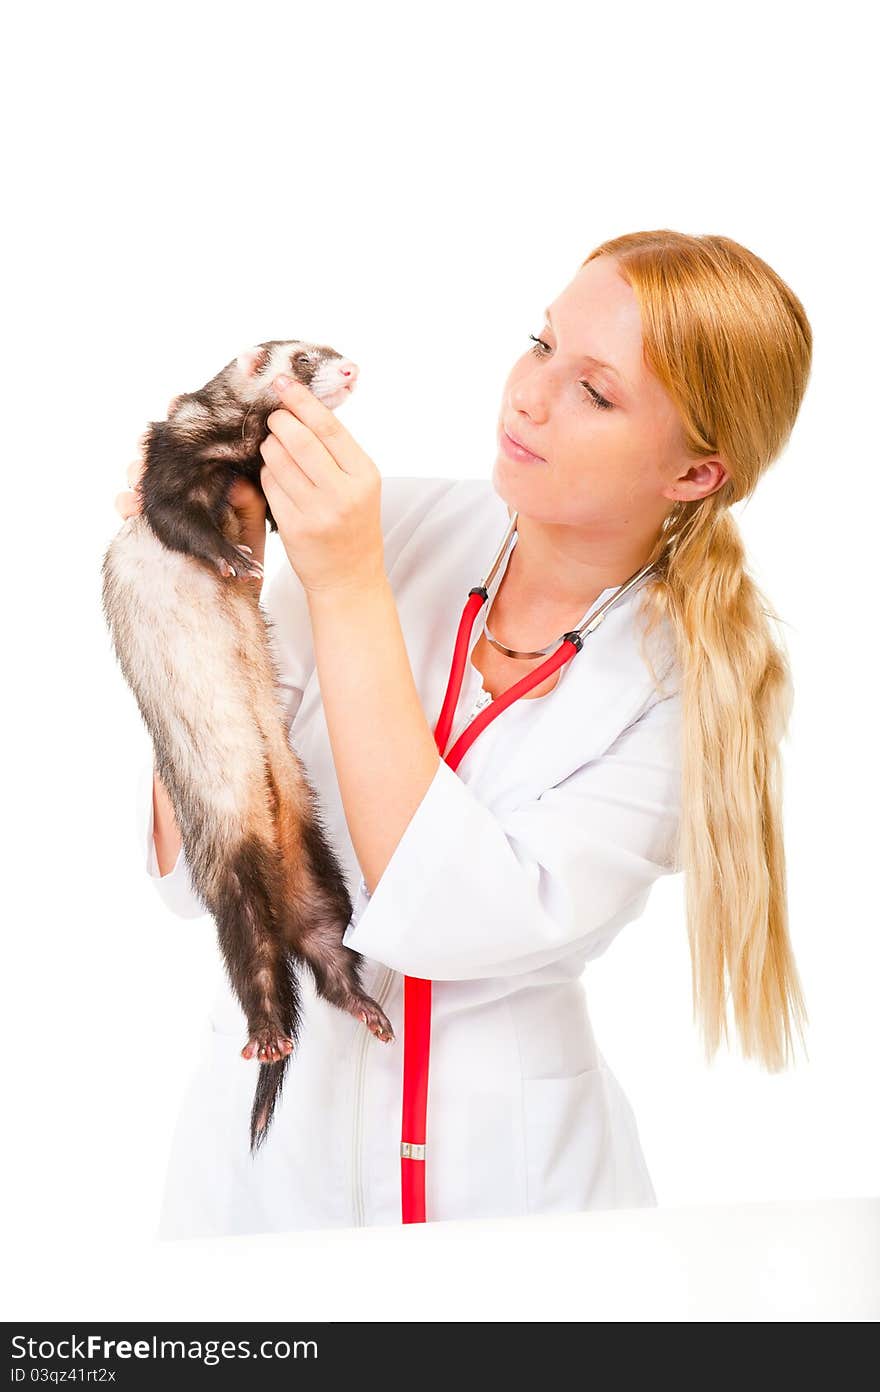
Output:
top-left (522, 1067), bottom-right (610, 1214)
top-left (522, 1065), bottom-right (657, 1215)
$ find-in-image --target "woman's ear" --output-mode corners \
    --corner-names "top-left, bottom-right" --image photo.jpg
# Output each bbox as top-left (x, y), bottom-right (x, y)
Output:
top-left (665, 454), bottom-right (730, 503)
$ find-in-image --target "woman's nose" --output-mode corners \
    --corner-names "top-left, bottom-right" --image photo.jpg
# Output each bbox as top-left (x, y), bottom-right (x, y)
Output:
top-left (509, 368), bottom-right (551, 422)
top-left (509, 386), bottom-right (547, 424)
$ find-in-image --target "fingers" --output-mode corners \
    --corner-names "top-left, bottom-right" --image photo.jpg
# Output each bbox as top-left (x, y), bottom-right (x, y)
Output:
top-left (118, 452), bottom-right (146, 519)
top-left (126, 457), bottom-right (146, 489)
top-left (265, 406), bottom-right (340, 489)
top-left (117, 457), bottom-right (145, 519)
top-left (259, 433), bottom-right (315, 509)
top-left (267, 376), bottom-right (363, 477)
top-left (115, 488), bottom-right (141, 520)
top-left (260, 461), bottom-right (300, 535)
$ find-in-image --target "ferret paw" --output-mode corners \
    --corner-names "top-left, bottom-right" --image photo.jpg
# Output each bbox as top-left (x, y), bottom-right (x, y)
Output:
top-left (241, 1027), bottom-right (294, 1064)
top-left (213, 547), bottom-right (263, 582)
top-left (233, 545), bottom-right (264, 579)
top-left (349, 995), bottom-right (395, 1044)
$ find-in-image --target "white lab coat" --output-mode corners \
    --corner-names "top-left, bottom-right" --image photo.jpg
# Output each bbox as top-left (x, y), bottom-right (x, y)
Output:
top-left (137, 475), bottom-right (683, 1239)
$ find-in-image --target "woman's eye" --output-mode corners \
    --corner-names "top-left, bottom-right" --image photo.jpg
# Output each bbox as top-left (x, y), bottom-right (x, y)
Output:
top-left (527, 333), bottom-right (613, 411)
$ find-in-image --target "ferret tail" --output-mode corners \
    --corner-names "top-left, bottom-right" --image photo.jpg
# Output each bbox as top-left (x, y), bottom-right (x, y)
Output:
top-left (247, 947), bottom-right (302, 1156)
top-left (250, 1058), bottom-right (288, 1155)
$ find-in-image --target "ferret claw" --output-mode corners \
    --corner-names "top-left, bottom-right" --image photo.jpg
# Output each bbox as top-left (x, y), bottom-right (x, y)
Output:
top-left (232, 545), bottom-right (264, 580)
top-left (214, 550), bottom-right (263, 581)
top-left (242, 1027), bottom-right (294, 1064)
top-left (350, 996), bottom-right (395, 1044)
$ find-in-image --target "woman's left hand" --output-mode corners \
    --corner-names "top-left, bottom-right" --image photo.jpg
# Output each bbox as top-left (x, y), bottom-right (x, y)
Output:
top-left (260, 374), bottom-right (386, 596)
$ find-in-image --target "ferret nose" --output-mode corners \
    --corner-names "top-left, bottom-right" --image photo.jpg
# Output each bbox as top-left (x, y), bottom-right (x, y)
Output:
top-left (337, 360), bottom-right (359, 382)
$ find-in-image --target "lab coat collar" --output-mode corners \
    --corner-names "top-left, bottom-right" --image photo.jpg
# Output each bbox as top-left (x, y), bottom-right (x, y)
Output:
top-left (398, 479), bottom-right (678, 800)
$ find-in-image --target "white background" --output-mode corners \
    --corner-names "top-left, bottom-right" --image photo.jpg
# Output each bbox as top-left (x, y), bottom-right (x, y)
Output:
top-left (3, 0), bottom-right (878, 1322)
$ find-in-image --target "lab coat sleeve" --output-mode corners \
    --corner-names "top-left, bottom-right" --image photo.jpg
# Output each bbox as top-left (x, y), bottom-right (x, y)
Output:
top-left (342, 689), bottom-right (683, 980)
top-left (137, 757), bottom-right (207, 919)
top-left (137, 560), bottom-right (315, 921)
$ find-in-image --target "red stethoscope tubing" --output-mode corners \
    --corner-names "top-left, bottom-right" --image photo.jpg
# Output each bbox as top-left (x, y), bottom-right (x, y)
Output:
top-left (400, 586), bottom-right (583, 1224)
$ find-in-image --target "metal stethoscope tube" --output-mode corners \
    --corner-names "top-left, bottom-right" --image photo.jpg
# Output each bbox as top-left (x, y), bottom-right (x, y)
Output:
top-left (480, 509), bottom-right (658, 650)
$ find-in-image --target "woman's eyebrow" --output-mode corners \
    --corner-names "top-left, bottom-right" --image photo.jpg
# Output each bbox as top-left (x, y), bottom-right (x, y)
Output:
top-left (543, 307), bottom-right (628, 389)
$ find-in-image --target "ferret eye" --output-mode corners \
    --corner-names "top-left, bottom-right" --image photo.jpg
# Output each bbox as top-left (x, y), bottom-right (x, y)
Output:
top-left (292, 352), bottom-right (311, 368)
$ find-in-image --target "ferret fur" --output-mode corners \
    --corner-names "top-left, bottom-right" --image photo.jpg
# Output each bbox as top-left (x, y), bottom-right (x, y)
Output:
top-left (101, 340), bottom-right (394, 1153)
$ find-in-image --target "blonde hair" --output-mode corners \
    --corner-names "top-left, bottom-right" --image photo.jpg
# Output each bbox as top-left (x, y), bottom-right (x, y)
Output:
top-left (581, 230), bottom-right (811, 1072)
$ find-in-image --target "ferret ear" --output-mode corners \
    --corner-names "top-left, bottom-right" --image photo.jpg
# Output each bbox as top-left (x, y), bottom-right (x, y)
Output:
top-left (236, 345), bottom-right (271, 378)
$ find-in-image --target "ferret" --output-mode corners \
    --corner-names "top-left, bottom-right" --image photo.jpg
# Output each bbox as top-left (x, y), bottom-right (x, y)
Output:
top-left (101, 340), bottom-right (395, 1154)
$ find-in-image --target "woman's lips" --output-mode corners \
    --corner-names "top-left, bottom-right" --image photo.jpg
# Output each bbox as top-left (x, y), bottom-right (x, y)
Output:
top-left (500, 427), bottom-right (546, 464)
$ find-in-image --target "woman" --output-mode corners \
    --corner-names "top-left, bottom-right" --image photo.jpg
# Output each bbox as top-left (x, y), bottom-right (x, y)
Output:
top-left (117, 229), bottom-right (810, 1238)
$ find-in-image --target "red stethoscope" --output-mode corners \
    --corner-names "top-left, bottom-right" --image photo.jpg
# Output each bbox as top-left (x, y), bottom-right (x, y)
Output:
top-left (400, 509), bottom-right (658, 1223)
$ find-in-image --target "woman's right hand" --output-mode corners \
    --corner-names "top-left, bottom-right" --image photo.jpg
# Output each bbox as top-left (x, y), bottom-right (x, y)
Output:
top-left (114, 395), bottom-right (269, 583)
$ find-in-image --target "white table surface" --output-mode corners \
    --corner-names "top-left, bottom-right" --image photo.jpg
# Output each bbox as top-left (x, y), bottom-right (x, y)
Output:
top-left (6, 1195), bottom-right (878, 1322)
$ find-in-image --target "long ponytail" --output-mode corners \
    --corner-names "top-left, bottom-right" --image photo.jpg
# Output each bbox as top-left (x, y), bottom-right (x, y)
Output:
top-left (583, 230), bottom-right (811, 1070)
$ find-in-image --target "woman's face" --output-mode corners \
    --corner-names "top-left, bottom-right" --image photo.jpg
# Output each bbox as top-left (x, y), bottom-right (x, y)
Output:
top-left (494, 256), bottom-right (726, 535)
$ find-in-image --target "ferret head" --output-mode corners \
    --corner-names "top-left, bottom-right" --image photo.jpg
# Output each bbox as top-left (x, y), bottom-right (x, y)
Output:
top-left (234, 340), bottom-right (359, 410)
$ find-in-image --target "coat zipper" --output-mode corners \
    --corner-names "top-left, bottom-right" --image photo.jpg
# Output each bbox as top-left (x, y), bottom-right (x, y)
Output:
top-left (448, 684), bottom-right (493, 749)
top-left (351, 962), bottom-right (396, 1226)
